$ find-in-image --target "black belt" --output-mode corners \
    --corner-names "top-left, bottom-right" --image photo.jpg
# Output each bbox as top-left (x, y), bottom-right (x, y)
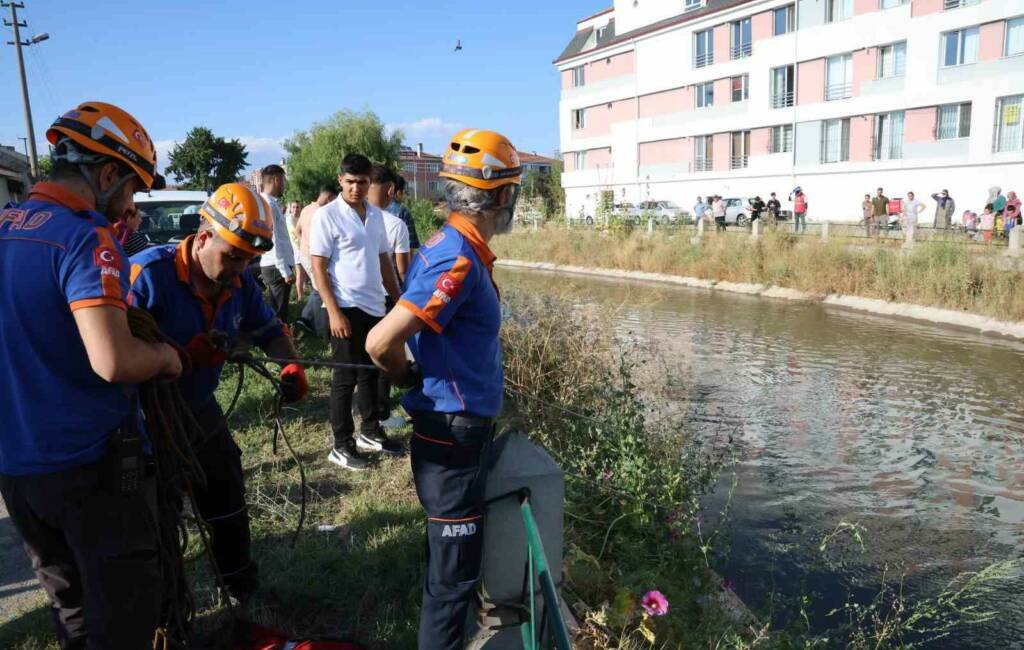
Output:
top-left (411, 411), bottom-right (494, 436)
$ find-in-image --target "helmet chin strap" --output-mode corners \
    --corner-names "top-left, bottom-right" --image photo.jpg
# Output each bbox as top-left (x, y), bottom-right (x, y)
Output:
top-left (77, 163), bottom-right (132, 217)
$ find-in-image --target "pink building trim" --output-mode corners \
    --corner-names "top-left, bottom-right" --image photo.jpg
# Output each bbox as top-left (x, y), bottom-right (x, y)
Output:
top-left (714, 78), bottom-right (732, 106)
top-left (904, 108), bottom-right (937, 143)
top-left (639, 138), bottom-right (689, 166)
top-left (574, 99), bottom-right (634, 139)
top-left (584, 147), bottom-right (613, 170)
top-left (852, 48), bottom-right (877, 95)
top-left (911, 0), bottom-right (943, 17)
top-left (712, 133), bottom-right (731, 172)
top-left (797, 59), bottom-right (825, 105)
top-left (588, 51), bottom-right (637, 83)
top-left (979, 22), bottom-right (1006, 62)
top-left (561, 70), bottom-right (574, 90)
top-left (752, 11), bottom-right (773, 41)
top-left (638, 87), bottom-right (692, 117)
top-left (750, 128), bottom-right (771, 156)
top-left (713, 24), bottom-right (730, 64)
top-left (849, 115), bottom-right (874, 162)
top-left (854, 0), bottom-right (878, 16)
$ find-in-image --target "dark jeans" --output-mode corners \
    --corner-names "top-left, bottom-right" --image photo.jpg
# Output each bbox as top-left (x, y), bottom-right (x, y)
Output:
top-left (329, 307), bottom-right (382, 448)
top-left (714, 215), bottom-right (727, 231)
top-left (299, 287), bottom-right (328, 339)
top-left (410, 413), bottom-right (494, 650)
top-left (376, 296), bottom-right (396, 420)
top-left (0, 460), bottom-right (160, 649)
top-left (260, 266), bottom-right (292, 323)
top-left (192, 401), bottom-right (256, 598)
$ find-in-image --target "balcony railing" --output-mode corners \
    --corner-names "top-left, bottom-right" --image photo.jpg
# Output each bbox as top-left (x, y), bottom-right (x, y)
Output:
top-left (694, 52), bottom-right (714, 68)
top-left (825, 82), bottom-right (852, 101)
top-left (694, 157), bottom-right (714, 172)
top-left (944, 0), bottom-right (979, 9)
top-left (730, 155), bottom-right (749, 169)
top-left (771, 91), bottom-right (794, 108)
top-left (730, 42), bottom-right (752, 59)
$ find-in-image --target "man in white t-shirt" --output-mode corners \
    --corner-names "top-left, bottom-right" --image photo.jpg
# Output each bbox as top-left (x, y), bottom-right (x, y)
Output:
top-left (367, 165), bottom-right (412, 433)
top-left (309, 154), bottom-right (401, 470)
top-left (900, 191), bottom-right (924, 242)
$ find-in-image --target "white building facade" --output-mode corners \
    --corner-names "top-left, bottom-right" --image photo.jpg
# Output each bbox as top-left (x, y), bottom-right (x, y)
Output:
top-left (556, 0), bottom-right (1024, 221)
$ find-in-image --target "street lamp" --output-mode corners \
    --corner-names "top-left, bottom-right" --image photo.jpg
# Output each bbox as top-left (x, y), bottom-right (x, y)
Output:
top-left (3, 2), bottom-right (47, 180)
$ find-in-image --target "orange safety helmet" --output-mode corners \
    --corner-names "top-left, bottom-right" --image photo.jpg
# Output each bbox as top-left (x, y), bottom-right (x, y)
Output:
top-left (439, 129), bottom-right (522, 191)
top-left (46, 101), bottom-right (165, 190)
top-left (198, 183), bottom-right (274, 255)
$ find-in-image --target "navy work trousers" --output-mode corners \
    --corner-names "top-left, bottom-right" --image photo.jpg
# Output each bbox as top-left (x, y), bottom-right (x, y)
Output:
top-left (410, 413), bottom-right (494, 650)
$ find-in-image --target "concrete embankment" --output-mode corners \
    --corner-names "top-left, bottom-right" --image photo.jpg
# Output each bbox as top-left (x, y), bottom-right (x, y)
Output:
top-left (498, 259), bottom-right (1024, 341)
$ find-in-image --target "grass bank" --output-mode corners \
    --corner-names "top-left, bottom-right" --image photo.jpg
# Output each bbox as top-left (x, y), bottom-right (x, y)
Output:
top-left (492, 228), bottom-right (1024, 323)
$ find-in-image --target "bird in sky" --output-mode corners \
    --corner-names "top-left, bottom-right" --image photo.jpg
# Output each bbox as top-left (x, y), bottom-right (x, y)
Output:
top-left (454, 39), bottom-right (463, 52)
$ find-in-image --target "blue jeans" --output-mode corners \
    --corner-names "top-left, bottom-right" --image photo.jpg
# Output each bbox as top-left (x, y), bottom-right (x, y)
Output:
top-left (794, 212), bottom-right (806, 232)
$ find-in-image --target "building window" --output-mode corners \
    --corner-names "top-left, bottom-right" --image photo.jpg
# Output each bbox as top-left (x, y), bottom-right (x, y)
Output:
top-left (576, 150), bottom-right (588, 170)
top-left (694, 135), bottom-right (713, 171)
top-left (426, 163), bottom-right (441, 173)
top-left (873, 111), bottom-right (904, 160)
top-left (572, 65), bottom-right (586, 87)
top-left (774, 4), bottom-right (795, 35)
top-left (427, 180), bottom-right (443, 193)
top-left (936, 102), bottom-right (971, 139)
top-left (731, 75), bottom-right (749, 102)
top-left (881, 0), bottom-right (906, 8)
top-left (573, 108), bottom-right (586, 130)
top-left (994, 95), bottom-right (1023, 152)
top-left (402, 162), bottom-right (415, 172)
top-left (596, 24), bottom-right (609, 40)
top-left (825, 54), bottom-right (853, 100)
top-left (684, 0), bottom-right (703, 11)
top-left (826, 0), bottom-right (853, 23)
top-left (770, 125), bottom-right (794, 153)
top-left (1006, 17), bottom-right (1024, 57)
top-left (820, 118), bottom-right (850, 163)
top-left (944, 0), bottom-right (980, 9)
top-left (731, 18), bottom-right (752, 59)
top-left (942, 27), bottom-right (979, 67)
top-left (694, 29), bottom-right (714, 68)
top-left (877, 42), bottom-right (906, 78)
top-left (730, 131), bottom-right (750, 169)
top-left (771, 65), bottom-right (795, 107)
top-left (696, 81), bottom-right (714, 108)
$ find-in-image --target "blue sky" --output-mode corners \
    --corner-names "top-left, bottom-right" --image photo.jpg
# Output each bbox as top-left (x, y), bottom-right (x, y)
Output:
top-left (0, 0), bottom-right (602, 173)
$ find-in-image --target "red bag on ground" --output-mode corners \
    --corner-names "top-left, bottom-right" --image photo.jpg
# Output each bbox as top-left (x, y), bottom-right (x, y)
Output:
top-left (233, 622), bottom-right (364, 650)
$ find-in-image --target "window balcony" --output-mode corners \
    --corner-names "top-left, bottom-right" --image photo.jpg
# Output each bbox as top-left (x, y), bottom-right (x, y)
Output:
top-left (693, 157), bottom-right (714, 172)
top-left (730, 155), bottom-right (749, 169)
top-left (694, 52), bottom-right (714, 68)
top-left (825, 82), bottom-right (852, 101)
top-left (943, 0), bottom-right (979, 9)
top-left (730, 42), bottom-right (752, 59)
top-left (771, 92), bottom-right (794, 108)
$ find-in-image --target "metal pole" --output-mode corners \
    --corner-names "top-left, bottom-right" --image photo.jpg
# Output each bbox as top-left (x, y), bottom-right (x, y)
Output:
top-left (4, 2), bottom-right (39, 179)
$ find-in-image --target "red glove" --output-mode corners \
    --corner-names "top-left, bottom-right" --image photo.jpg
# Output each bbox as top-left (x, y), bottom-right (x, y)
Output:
top-left (185, 332), bottom-right (227, 368)
top-left (279, 363), bottom-right (308, 403)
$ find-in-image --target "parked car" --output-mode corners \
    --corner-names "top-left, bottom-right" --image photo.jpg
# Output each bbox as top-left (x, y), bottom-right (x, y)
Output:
top-left (635, 200), bottom-right (691, 225)
top-left (134, 190), bottom-right (209, 244)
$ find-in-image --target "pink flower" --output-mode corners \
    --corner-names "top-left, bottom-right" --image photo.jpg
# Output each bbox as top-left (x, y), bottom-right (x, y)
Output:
top-left (641, 590), bottom-right (669, 616)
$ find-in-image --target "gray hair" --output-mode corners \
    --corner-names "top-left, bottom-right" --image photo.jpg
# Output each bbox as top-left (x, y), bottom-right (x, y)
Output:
top-left (444, 180), bottom-right (503, 219)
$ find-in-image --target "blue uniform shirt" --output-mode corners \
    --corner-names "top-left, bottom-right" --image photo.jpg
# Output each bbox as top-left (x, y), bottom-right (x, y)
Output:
top-left (128, 236), bottom-right (284, 410)
top-left (399, 214), bottom-right (502, 418)
top-left (0, 183), bottom-right (136, 475)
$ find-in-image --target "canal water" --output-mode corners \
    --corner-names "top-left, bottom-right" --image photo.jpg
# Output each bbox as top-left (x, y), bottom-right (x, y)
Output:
top-left (499, 267), bottom-right (1024, 649)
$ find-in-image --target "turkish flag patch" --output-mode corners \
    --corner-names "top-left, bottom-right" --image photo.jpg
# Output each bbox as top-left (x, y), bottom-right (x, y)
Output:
top-left (433, 271), bottom-right (463, 304)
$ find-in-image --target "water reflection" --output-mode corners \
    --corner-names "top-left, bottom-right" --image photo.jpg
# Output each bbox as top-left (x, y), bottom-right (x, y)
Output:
top-left (500, 267), bottom-right (1024, 648)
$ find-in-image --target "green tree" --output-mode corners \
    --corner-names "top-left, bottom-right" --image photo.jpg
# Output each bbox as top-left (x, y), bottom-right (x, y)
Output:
top-left (37, 155), bottom-right (53, 179)
top-left (282, 109), bottom-right (403, 203)
top-left (165, 127), bottom-right (249, 190)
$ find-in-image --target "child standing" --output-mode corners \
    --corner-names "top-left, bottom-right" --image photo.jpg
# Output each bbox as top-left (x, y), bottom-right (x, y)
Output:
top-left (979, 204), bottom-right (995, 243)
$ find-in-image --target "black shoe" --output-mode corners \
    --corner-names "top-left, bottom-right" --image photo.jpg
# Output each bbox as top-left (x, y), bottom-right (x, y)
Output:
top-left (355, 428), bottom-right (406, 456)
top-left (292, 318), bottom-right (314, 337)
top-left (327, 440), bottom-right (370, 470)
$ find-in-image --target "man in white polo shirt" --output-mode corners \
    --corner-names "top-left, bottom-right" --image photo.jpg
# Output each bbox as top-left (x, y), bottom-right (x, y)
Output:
top-left (258, 164), bottom-right (296, 322)
top-left (310, 153), bottom-right (402, 470)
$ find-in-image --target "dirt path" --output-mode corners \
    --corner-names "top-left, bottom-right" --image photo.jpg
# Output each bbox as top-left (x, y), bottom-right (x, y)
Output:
top-left (0, 499), bottom-right (45, 624)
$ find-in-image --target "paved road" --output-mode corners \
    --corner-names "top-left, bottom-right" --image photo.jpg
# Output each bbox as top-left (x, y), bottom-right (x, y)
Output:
top-left (0, 498), bottom-right (45, 624)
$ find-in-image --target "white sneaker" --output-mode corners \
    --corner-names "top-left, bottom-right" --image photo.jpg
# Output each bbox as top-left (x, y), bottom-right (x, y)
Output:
top-left (327, 445), bottom-right (369, 471)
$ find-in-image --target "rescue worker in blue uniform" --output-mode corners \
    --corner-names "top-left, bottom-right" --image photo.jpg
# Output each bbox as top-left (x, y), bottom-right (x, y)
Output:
top-left (128, 182), bottom-right (307, 602)
top-left (366, 129), bottom-right (522, 650)
top-left (0, 102), bottom-right (182, 649)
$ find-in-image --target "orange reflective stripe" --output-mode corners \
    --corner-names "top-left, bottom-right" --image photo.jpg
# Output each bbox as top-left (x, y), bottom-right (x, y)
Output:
top-left (129, 263), bottom-right (143, 285)
top-left (398, 298), bottom-right (442, 334)
top-left (413, 431), bottom-right (454, 446)
top-left (427, 515), bottom-right (482, 523)
top-left (69, 297), bottom-right (125, 312)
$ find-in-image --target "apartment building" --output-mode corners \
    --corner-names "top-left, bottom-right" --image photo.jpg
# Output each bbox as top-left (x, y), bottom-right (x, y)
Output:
top-left (399, 144), bottom-right (446, 200)
top-left (556, 0), bottom-right (1024, 221)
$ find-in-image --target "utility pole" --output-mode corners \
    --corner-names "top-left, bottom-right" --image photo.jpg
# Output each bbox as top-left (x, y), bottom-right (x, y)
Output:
top-left (3, 1), bottom-right (42, 180)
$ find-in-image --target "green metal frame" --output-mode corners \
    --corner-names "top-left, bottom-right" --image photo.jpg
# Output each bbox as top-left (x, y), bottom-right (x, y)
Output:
top-left (518, 493), bottom-right (573, 650)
